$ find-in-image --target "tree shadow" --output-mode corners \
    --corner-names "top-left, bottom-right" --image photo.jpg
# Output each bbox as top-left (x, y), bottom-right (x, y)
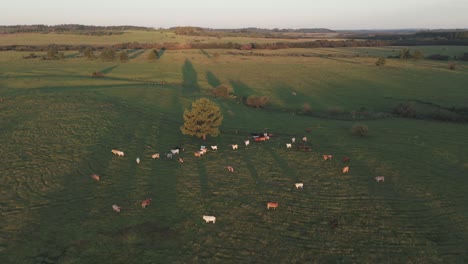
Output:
top-left (100, 65), bottom-right (119, 74)
top-left (158, 47), bottom-right (166, 59)
top-left (182, 59), bottom-right (200, 93)
top-left (65, 53), bottom-right (79, 58)
top-left (128, 50), bottom-right (145, 59)
top-left (229, 80), bottom-right (256, 99)
top-left (206, 71), bottom-right (221, 88)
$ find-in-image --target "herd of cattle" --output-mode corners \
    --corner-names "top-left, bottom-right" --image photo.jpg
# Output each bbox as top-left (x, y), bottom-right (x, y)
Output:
top-left (92, 133), bottom-right (385, 223)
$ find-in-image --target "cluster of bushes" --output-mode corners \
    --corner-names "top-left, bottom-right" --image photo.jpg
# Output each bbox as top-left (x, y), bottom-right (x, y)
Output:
top-left (426, 54), bottom-right (450, 60)
top-left (393, 102), bottom-right (417, 117)
top-left (351, 124), bottom-right (369, 137)
top-left (392, 101), bottom-right (468, 122)
top-left (212, 84), bottom-right (233, 98)
top-left (246, 96), bottom-right (269, 108)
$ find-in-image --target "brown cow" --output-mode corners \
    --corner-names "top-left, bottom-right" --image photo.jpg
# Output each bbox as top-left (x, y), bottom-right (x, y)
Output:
top-left (267, 202), bottom-right (278, 210)
top-left (343, 156), bottom-right (350, 162)
top-left (91, 174), bottom-right (100, 182)
top-left (342, 166), bottom-right (349, 173)
top-left (141, 198), bottom-right (152, 208)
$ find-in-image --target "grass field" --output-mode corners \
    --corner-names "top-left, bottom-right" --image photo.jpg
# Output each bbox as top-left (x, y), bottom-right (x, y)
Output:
top-left (0, 30), bottom-right (344, 46)
top-left (1, 44), bottom-right (468, 263)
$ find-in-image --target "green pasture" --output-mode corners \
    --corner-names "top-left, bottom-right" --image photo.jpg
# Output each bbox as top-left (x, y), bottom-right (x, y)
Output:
top-left (0, 47), bottom-right (468, 263)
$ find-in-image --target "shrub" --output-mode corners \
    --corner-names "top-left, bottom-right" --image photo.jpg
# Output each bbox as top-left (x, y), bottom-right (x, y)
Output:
top-left (212, 84), bottom-right (232, 98)
top-left (393, 102), bottom-right (417, 117)
top-left (246, 95), bottom-right (269, 108)
top-left (119, 51), bottom-right (128, 62)
top-left (92, 71), bottom-right (104, 78)
top-left (147, 49), bottom-right (158, 60)
top-left (412, 50), bottom-right (424, 60)
top-left (448, 62), bottom-right (457, 70)
top-left (375, 57), bottom-right (386, 66)
top-left (328, 106), bottom-right (344, 115)
top-left (83, 47), bottom-right (95, 59)
top-left (351, 124), bottom-right (369, 137)
top-left (303, 102), bottom-right (312, 113)
top-left (100, 48), bottom-right (115, 60)
top-left (429, 108), bottom-right (461, 122)
top-left (459, 53), bottom-right (468, 61)
top-left (426, 54), bottom-right (449, 61)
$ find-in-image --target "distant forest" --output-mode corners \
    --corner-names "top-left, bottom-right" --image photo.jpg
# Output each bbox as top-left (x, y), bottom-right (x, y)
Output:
top-left (0, 24), bottom-right (152, 34)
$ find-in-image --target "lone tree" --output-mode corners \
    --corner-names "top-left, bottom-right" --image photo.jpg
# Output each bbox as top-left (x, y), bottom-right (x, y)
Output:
top-left (147, 49), bottom-right (159, 61)
top-left (375, 57), bottom-right (386, 66)
top-left (180, 98), bottom-right (223, 140)
top-left (119, 51), bottom-right (128, 62)
top-left (83, 47), bottom-right (95, 59)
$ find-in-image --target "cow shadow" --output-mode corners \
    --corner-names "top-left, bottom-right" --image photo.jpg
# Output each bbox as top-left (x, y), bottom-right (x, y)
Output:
top-left (182, 59), bottom-right (200, 94)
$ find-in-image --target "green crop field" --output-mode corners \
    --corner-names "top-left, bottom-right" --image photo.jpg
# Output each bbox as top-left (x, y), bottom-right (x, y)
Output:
top-left (1, 42), bottom-right (468, 263)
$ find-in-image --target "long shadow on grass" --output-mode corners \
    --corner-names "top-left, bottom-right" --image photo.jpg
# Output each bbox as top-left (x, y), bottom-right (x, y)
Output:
top-left (0, 93), bottom-right (183, 263)
top-left (128, 50), bottom-right (145, 59)
top-left (100, 64), bottom-right (119, 74)
top-left (65, 53), bottom-right (79, 58)
top-left (271, 83), bottom-right (315, 111)
top-left (229, 80), bottom-right (256, 100)
top-left (197, 162), bottom-right (209, 196)
top-left (182, 59), bottom-right (200, 94)
top-left (206, 71), bottom-right (221, 88)
top-left (158, 48), bottom-right (166, 59)
top-left (241, 155), bottom-right (261, 186)
top-left (266, 148), bottom-right (299, 182)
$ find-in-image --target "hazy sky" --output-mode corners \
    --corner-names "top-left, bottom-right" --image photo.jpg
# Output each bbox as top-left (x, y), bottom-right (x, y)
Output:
top-left (2, 0), bottom-right (467, 29)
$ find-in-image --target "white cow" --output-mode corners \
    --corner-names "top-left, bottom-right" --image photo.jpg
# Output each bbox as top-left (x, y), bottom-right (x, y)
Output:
top-left (111, 149), bottom-right (125, 157)
top-left (112, 204), bottom-right (121, 213)
top-left (244, 140), bottom-right (250, 146)
top-left (151, 153), bottom-right (160, 159)
top-left (211, 145), bottom-right (218, 150)
top-left (286, 143), bottom-right (292, 148)
top-left (231, 144), bottom-right (238, 150)
top-left (166, 153), bottom-right (173, 159)
top-left (374, 176), bottom-right (385, 182)
top-left (226, 166), bottom-right (234, 172)
top-left (292, 137), bottom-right (296, 143)
top-left (200, 148), bottom-right (207, 154)
top-left (203, 215), bottom-right (216, 224)
top-left (170, 149), bottom-right (180, 155)
top-left (136, 157), bottom-right (140, 164)
top-left (302, 136), bottom-right (308, 142)
top-left (295, 183), bottom-right (304, 189)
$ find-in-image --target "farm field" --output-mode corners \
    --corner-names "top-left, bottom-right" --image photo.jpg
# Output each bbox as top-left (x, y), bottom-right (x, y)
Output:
top-left (0, 44), bottom-right (468, 263)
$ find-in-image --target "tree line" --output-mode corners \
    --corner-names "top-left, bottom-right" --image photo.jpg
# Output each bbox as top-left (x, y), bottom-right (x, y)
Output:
top-left (0, 24), bottom-right (152, 34)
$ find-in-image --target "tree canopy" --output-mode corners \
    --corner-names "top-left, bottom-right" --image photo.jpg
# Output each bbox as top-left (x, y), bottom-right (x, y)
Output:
top-left (180, 98), bottom-right (223, 140)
